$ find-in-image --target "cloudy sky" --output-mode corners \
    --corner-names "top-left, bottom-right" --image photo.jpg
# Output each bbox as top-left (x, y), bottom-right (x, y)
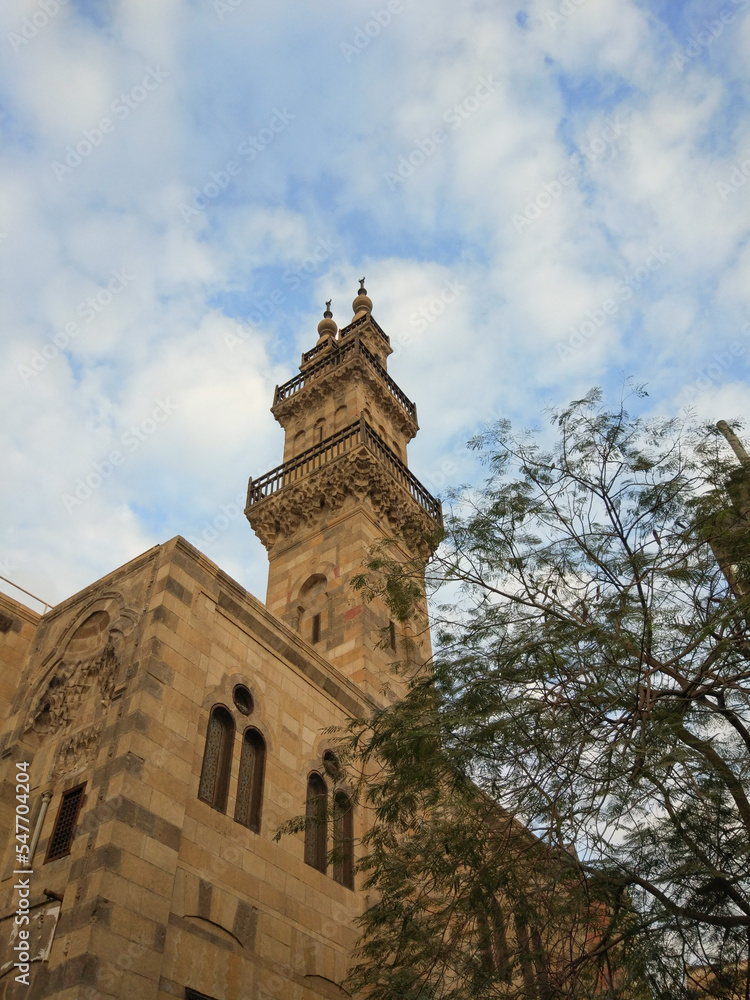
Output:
top-left (1, 0), bottom-right (748, 612)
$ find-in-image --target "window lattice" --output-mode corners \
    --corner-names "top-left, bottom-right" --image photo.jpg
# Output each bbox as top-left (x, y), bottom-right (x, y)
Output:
top-left (304, 773), bottom-right (328, 872)
top-left (235, 728), bottom-right (266, 833)
top-left (198, 706), bottom-right (234, 812)
top-left (333, 790), bottom-right (354, 890)
top-left (45, 784), bottom-right (85, 862)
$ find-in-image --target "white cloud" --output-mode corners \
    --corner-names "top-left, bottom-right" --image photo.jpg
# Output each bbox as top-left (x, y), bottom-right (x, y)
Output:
top-left (0, 0), bottom-right (748, 610)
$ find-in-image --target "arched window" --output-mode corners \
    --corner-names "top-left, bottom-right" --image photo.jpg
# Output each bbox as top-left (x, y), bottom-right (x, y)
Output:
top-left (198, 706), bottom-right (234, 812)
top-left (333, 791), bottom-right (354, 889)
top-left (314, 418), bottom-right (326, 444)
top-left (323, 750), bottom-right (340, 779)
top-left (334, 404), bottom-right (347, 429)
top-left (304, 773), bottom-right (327, 873)
top-left (477, 896), bottom-right (511, 981)
top-left (294, 429), bottom-right (306, 454)
top-left (234, 728), bottom-right (266, 833)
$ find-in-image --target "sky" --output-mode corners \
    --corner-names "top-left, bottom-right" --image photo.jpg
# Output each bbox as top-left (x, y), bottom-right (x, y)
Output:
top-left (1, 0), bottom-right (749, 613)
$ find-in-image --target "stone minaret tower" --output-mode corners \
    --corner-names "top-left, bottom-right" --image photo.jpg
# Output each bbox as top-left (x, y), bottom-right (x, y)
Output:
top-left (245, 280), bottom-right (442, 701)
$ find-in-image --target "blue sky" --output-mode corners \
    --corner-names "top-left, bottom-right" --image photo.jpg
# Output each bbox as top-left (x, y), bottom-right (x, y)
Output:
top-left (1, 0), bottom-right (748, 611)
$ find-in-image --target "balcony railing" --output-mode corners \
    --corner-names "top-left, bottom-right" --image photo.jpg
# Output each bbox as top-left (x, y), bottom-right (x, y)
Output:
top-left (339, 311), bottom-right (390, 346)
top-left (274, 336), bottom-right (417, 423)
top-left (247, 416), bottom-right (442, 524)
top-left (300, 340), bottom-right (332, 366)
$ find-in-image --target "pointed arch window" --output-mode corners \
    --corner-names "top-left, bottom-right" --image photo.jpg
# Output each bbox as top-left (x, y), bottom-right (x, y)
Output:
top-left (304, 772), bottom-right (328, 873)
top-left (234, 728), bottom-right (266, 833)
top-left (45, 784), bottom-right (85, 863)
top-left (198, 706), bottom-right (234, 812)
top-left (333, 791), bottom-right (354, 889)
top-left (477, 896), bottom-right (511, 982)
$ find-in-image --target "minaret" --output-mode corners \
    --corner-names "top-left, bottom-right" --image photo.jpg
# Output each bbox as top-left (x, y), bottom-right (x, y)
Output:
top-left (245, 281), bottom-right (442, 700)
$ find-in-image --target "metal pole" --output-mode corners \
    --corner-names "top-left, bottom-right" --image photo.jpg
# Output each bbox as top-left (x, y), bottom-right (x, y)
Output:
top-left (28, 790), bottom-right (53, 865)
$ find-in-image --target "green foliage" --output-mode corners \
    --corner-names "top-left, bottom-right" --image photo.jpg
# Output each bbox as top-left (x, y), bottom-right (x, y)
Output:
top-left (339, 388), bottom-right (750, 998)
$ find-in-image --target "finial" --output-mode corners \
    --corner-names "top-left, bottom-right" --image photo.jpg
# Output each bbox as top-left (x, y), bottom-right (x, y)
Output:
top-left (317, 299), bottom-right (337, 340)
top-left (352, 278), bottom-right (373, 318)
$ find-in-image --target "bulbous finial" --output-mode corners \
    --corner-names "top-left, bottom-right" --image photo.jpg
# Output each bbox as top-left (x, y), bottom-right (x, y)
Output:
top-left (352, 277), bottom-right (372, 317)
top-left (317, 299), bottom-right (337, 339)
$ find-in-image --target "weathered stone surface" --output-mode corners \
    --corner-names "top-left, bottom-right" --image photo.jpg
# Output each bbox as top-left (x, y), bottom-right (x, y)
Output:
top-left (0, 293), bottom-right (434, 999)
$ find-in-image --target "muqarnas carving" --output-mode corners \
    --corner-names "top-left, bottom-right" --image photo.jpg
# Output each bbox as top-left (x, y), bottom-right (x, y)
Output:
top-left (51, 722), bottom-right (103, 779)
top-left (25, 604), bottom-right (135, 746)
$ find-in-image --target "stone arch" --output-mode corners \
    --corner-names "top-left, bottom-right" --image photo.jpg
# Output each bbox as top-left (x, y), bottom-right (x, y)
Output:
top-left (198, 705), bottom-right (235, 812)
top-left (333, 789), bottom-right (354, 889)
top-left (304, 771), bottom-right (328, 872)
top-left (196, 673), bottom-right (273, 824)
top-left (299, 574), bottom-right (327, 602)
top-left (201, 672), bottom-right (269, 738)
top-left (334, 404), bottom-right (348, 430)
top-left (234, 727), bottom-right (266, 833)
top-left (24, 596), bottom-right (136, 748)
top-left (297, 574), bottom-right (329, 645)
top-left (303, 976), bottom-right (351, 998)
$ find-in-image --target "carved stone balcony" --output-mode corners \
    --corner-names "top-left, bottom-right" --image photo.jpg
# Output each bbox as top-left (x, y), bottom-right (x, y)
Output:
top-left (245, 416), bottom-right (442, 550)
top-left (277, 335), bottom-right (416, 419)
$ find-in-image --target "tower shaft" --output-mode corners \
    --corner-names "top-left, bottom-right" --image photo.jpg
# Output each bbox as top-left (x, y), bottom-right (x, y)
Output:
top-left (246, 285), bottom-right (441, 700)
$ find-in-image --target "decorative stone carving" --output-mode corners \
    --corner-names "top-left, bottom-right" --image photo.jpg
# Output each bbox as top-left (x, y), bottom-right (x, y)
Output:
top-left (246, 446), bottom-right (438, 552)
top-left (24, 605), bottom-right (133, 745)
top-left (50, 722), bottom-right (103, 779)
top-left (273, 353), bottom-right (418, 441)
top-left (27, 637), bottom-right (119, 738)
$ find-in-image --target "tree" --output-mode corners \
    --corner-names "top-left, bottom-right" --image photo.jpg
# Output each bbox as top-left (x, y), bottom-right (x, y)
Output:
top-left (340, 387), bottom-right (750, 999)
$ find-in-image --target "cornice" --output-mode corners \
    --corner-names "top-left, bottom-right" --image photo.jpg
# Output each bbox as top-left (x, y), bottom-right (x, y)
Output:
top-left (246, 446), bottom-right (439, 554)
